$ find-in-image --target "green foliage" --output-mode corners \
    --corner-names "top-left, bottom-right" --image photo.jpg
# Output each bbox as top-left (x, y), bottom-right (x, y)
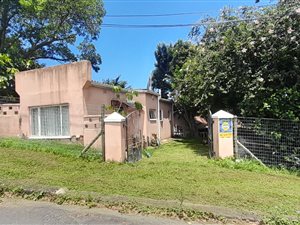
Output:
top-left (151, 41), bottom-right (196, 99)
top-left (109, 82), bottom-right (141, 113)
top-left (211, 158), bottom-right (298, 175)
top-left (212, 158), bottom-right (270, 172)
top-left (0, 54), bottom-right (18, 89)
top-left (264, 216), bottom-right (300, 225)
top-left (151, 41), bottom-right (198, 134)
top-left (264, 207), bottom-right (300, 225)
top-left (0, 0), bottom-right (105, 95)
top-left (112, 85), bottom-right (122, 94)
top-left (103, 76), bottom-right (129, 89)
top-left (169, 2), bottom-right (300, 120)
top-left (134, 101), bottom-right (143, 110)
top-left (125, 90), bottom-right (138, 101)
top-left (151, 43), bottom-right (173, 98)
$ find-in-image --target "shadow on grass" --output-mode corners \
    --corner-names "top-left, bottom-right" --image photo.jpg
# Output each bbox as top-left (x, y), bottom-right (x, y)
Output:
top-left (173, 138), bottom-right (209, 157)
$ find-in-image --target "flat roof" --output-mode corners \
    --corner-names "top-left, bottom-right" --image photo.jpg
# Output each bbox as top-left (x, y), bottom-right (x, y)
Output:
top-left (90, 81), bottom-right (123, 90)
top-left (16, 60), bottom-right (90, 74)
top-left (90, 82), bottom-right (172, 103)
top-left (135, 89), bottom-right (160, 96)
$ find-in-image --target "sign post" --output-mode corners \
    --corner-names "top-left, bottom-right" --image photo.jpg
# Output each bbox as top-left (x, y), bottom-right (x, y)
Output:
top-left (212, 110), bottom-right (234, 158)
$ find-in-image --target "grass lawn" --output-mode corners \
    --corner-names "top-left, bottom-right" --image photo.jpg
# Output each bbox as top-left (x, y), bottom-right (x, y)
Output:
top-left (0, 138), bottom-right (299, 220)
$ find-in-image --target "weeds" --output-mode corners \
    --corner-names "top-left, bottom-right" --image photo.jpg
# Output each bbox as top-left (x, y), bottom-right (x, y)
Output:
top-left (263, 208), bottom-right (300, 225)
top-left (210, 158), bottom-right (299, 176)
top-left (264, 216), bottom-right (300, 225)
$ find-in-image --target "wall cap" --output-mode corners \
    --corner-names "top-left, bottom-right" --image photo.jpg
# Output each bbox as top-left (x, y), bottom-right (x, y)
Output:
top-left (212, 110), bottom-right (234, 119)
top-left (104, 112), bottom-right (125, 123)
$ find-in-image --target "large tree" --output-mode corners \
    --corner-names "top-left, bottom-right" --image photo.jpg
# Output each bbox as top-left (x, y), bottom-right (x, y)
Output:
top-left (151, 41), bottom-right (196, 99)
top-left (151, 43), bottom-right (173, 99)
top-left (151, 41), bottom-right (198, 134)
top-left (0, 0), bottom-right (105, 96)
top-left (172, 2), bottom-right (300, 120)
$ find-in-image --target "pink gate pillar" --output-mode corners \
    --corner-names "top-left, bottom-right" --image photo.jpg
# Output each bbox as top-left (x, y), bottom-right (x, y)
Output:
top-left (212, 110), bottom-right (235, 158)
top-left (104, 112), bottom-right (127, 162)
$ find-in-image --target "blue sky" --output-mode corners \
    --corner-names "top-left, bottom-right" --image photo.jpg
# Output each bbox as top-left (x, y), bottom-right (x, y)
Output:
top-left (46, 0), bottom-right (274, 88)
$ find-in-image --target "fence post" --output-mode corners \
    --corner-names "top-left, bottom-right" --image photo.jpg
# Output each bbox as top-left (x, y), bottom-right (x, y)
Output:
top-left (212, 110), bottom-right (235, 158)
top-left (101, 105), bottom-right (105, 161)
top-left (104, 112), bottom-right (126, 162)
top-left (233, 116), bottom-right (238, 156)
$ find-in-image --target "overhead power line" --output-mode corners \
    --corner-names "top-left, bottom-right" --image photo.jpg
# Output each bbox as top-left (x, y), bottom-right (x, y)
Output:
top-left (102, 2), bottom-right (300, 29)
top-left (101, 18), bottom-right (258, 29)
top-left (106, 12), bottom-right (208, 18)
top-left (104, 3), bottom-right (278, 18)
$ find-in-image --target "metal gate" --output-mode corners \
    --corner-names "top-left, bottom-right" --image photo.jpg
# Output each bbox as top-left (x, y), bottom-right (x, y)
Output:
top-left (125, 110), bottom-right (142, 162)
top-left (207, 110), bottom-right (215, 158)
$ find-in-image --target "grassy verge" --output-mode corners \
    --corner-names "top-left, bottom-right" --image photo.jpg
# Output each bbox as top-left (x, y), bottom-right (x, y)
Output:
top-left (0, 138), bottom-right (299, 223)
top-left (0, 138), bottom-right (101, 160)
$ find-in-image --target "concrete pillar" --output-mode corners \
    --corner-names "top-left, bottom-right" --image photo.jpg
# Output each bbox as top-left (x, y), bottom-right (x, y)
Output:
top-left (104, 112), bottom-right (126, 162)
top-left (212, 110), bottom-right (234, 158)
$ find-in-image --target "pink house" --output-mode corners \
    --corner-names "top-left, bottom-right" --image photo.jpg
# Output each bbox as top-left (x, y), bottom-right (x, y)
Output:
top-left (0, 61), bottom-right (176, 148)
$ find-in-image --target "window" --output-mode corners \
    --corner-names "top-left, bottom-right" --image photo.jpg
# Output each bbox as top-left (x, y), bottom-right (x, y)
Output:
top-left (149, 109), bottom-right (156, 120)
top-left (30, 105), bottom-right (69, 137)
top-left (159, 110), bottom-right (163, 121)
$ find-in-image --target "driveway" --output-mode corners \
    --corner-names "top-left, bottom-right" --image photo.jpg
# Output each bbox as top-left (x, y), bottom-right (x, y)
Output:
top-left (0, 198), bottom-right (201, 225)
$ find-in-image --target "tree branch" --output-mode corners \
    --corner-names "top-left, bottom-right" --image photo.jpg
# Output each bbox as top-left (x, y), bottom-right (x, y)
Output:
top-left (24, 35), bottom-right (75, 59)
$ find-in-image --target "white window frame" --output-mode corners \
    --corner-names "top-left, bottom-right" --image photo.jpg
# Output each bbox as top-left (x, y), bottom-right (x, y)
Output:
top-left (29, 104), bottom-right (70, 139)
top-left (149, 109), bottom-right (157, 121)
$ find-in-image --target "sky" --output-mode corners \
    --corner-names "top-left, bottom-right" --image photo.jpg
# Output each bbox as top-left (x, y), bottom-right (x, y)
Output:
top-left (46, 0), bottom-right (274, 89)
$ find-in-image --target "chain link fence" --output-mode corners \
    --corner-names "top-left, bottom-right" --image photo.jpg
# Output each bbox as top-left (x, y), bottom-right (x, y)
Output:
top-left (236, 117), bottom-right (300, 169)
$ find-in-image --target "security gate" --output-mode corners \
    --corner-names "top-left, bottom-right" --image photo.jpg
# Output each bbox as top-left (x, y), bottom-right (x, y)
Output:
top-left (207, 110), bottom-right (215, 158)
top-left (125, 111), bottom-right (142, 162)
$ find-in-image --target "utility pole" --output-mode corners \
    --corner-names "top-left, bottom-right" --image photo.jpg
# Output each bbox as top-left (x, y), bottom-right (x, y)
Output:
top-left (157, 89), bottom-right (161, 145)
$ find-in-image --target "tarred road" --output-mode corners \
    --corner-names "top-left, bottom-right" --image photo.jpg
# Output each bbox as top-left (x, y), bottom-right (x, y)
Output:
top-left (0, 198), bottom-right (201, 225)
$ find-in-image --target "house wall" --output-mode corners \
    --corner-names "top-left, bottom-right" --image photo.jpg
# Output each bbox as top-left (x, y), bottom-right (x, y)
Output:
top-left (82, 84), bottom-right (174, 148)
top-left (83, 115), bottom-right (103, 149)
top-left (126, 110), bottom-right (144, 148)
top-left (134, 93), bottom-right (157, 142)
top-left (159, 100), bottom-right (173, 140)
top-left (83, 87), bottom-right (173, 143)
top-left (15, 61), bottom-right (91, 138)
top-left (134, 93), bottom-right (173, 142)
top-left (132, 93), bottom-right (148, 141)
top-left (0, 104), bottom-right (20, 137)
top-left (145, 93), bottom-right (159, 141)
top-left (10, 60), bottom-right (175, 147)
top-left (83, 85), bottom-right (126, 149)
top-left (83, 85), bottom-right (124, 115)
